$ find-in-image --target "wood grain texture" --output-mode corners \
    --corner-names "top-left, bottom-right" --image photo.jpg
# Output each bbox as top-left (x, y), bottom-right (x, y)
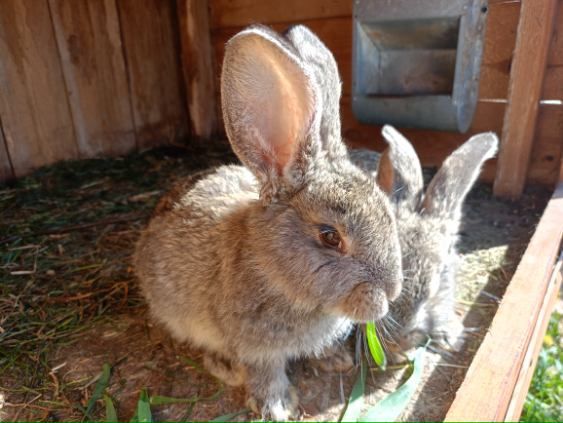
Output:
top-left (0, 121), bottom-right (14, 182)
top-left (505, 257), bottom-right (562, 421)
top-left (547, 0), bottom-right (563, 66)
top-left (0, 0), bottom-right (77, 177)
top-left (211, 3), bottom-right (521, 100)
top-left (117, 0), bottom-right (188, 150)
top-left (493, 0), bottom-right (559, 198)
top-left (542, 66), bottom-right (563, 100)
top-left (209, 0), bottom-right (352, 29)
top-left (527, 105), bottom-right (563, 186)
top-left (179, 0), bottom-right (218, 139)
top-left (445, 182), bottom-right (563, 421)
top-left (49, 0), bottom-right (136, 157)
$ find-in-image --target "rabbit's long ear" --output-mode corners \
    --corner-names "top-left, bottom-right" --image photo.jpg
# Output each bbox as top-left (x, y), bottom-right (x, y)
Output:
top-left (376, 125), bottom-right (424, 211)
top-left (422, 133), bottom-right (498, 218)
top-left (284, 25), bottom-right (347, 161)
top-left (221, 26), bottom-right (320, 197)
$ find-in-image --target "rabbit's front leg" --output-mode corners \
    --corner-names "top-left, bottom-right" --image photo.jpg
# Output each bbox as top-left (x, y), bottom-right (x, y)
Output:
top-left (246, 359), bottom-right (299, 421)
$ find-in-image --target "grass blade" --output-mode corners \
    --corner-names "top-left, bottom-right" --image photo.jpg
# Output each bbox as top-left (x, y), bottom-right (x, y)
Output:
top-left (84, 363), bottom-right (111, 421)
top-left (211, 408), bottom-right (250, 422)
top-left (136, 389), bottom-right (152, 423)
top-left (359, 347), bottom-right (427, 422)
top-left (339, 358), bottom-right (367, 422)
top-left (366, 322), bottom-right (387, 370)
top-left (104, 393), bottom-right (118, 422)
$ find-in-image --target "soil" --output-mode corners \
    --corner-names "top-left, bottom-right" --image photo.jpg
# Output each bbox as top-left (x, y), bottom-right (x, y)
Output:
top-left (0, 140), bottom-right (551, 422)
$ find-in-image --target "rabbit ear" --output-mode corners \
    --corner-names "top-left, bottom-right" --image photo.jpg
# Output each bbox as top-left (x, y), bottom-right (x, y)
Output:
top-left (284, 25), bottom-right (347, 161)
top-left (422, 132), bottom-right (498, 217)
top-left (376, 125), bottom-right (424, 210)
top-left (221, 26), bottom-right (320, 197)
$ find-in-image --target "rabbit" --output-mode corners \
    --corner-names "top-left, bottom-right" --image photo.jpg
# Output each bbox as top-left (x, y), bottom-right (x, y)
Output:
top-left (349, 125), bottom-right (499, 354)
top-left (134, 24), bottom-right (403, 421)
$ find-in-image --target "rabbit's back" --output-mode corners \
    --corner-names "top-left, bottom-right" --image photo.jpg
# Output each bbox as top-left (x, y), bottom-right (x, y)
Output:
top-left (134, 165), bottom-right (260, 349)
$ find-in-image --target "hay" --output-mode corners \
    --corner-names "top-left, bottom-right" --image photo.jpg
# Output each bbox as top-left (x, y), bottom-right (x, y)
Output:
top-left (0, 143), bottom-right (550, 421)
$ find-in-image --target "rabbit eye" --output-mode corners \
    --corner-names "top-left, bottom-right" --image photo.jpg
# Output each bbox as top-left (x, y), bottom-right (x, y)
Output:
top-left (319, 226), bottom-right (343, 250)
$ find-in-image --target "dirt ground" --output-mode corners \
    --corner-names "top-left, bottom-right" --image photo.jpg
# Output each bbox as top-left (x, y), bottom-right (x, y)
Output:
top-left (0, 141), bottom-right (551, 422)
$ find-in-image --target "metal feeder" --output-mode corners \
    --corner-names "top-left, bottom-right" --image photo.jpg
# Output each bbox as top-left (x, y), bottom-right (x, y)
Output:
top-left (352, 0), bottom-right (489, 132)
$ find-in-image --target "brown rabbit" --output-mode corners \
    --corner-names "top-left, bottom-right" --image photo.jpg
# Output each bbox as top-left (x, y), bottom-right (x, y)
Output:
top-left (134, 25), bottom-right (402, 421)
top-left (350, 126), bottom-right (498, 352)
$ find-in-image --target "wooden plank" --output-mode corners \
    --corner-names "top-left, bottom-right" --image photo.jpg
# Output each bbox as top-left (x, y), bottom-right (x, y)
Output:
top-left (542, 65), bottom-right (563, 100)
top-left (527, 105), bottom-right (563, 186)
top-left (505, 257), bottom-right (562, 421)
top-left (547, 0), bottom-right (563, 66)
top-left (117, 0), bottom-right (188, 150)
top-left (493, 0), bottom-right (559, 198)
top-left (445, 182), bottom-right (563, 421)
top-left (342, 97), bottom-right (505, 172)
top-left (209, 0), bottom-right (352, 29)
top-left (0, 120), bottom-right (14, 182)
top-left (178, 0), bottom-right (218, 139)
top-left (478, 1), bottom-right (521, 99)
top-left (49, 0), bottom-right (136, 157)
top-left (0, 0), bottom-right (78, 177)
top-left (211, 3), bottom-right (521, 100)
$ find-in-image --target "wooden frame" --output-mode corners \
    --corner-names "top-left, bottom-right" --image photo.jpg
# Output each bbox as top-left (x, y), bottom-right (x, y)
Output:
top-left (445, 182), bottom-right (563, 421)
top-left (493, 0), bottom-right (559, 199)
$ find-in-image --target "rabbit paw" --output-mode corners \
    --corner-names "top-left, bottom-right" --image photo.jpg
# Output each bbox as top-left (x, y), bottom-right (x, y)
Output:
top-left (311, 344), bottom-right (354, 373)
top-left (247, 385), bottom-right (299, 422)
top-left (203, 353), bottom-right (246, 386)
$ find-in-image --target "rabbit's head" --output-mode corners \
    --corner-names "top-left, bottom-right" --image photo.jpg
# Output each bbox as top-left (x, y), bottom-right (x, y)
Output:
top-left (374, 126), bottom-right (498, 349)
top-left (221, 26), bottom-right (402, 322)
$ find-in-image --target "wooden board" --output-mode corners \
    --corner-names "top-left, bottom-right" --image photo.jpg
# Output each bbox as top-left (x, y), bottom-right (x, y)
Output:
top-left (527, 106), bottom-right (563, 187)
top-left (505, 256), bottom-right (562, 421)
top-left (49, 0), bottom-right (136, 157)
top-left (209, 0), bottom-right (352, 29)
top-left (542, 66), bottom-right (563, 100)
top-left (0, 0), bottom-right (78, 177)
top-left (547, 0), bottom-right (563, 66)
top-left (117, 0), bottom-right (188, 150)
top-left (493, 0), bottom-right (559, 198)
top-left (211, 2), bottom-right (522, 101)
top-left (178, 0), bottom-right (218, 139)
top-left (0, 122), bottom-right (14, 182)
top-left (445, 182), bottom-right (563, 421)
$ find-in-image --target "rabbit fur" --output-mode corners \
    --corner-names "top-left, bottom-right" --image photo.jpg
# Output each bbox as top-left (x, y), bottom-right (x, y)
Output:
top-left (349, 126), bottom-right (498, 352)
top-left (134, 25), bottom-right (403, 421)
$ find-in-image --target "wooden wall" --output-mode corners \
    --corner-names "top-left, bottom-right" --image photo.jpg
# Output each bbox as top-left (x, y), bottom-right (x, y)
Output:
top-left (209, 0), bottom-right (563, 187)
top-left (0, 0), bottom-right (187, 180)
top-left (0, 0), bottom-right (561, 190)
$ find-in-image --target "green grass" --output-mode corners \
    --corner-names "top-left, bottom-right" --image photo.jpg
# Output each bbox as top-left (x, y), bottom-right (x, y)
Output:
top-left (521, 311), bottom-right (562, 422)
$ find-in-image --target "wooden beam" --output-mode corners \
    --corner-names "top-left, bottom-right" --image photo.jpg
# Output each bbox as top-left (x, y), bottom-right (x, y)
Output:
top-left (117, 0), bottom-right (188, 150)
top-left (445, 182), bottom-right (563, 421)
top-left (493, 0), bottom-right (559, 199)
top-left (0, 118), bottom-right (14, 182)
top-left (505, 257), bottom-right (562, 421)
top-left (49, 0), bottom-right (136, 157)
top-left (178, 0), bottom-right (218, 139)
top-left (0, 0), bottom-right (78, 177)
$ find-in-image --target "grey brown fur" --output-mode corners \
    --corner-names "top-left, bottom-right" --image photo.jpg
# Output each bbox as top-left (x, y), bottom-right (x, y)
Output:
top-left (350, 126), bottom-right (498, 351)
top-left (134, 25), bottom-right (402, 421)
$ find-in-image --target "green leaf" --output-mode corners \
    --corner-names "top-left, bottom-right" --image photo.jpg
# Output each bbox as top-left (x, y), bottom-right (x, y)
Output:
top-left (340, 358), bottom-right (367, 422)
top-left (135, 389), bottom-right (152, 423)
top-left (149, 395), bottom-right (198, 405)
top-left (104, 393), bottom-right (118, 422)
top-left (84, 363), bottom-right (111, 421)
top-left (359, 347), bottom-right (427, 422)
top-left (211, 408), bottom-right (250, 422)
top-left (366, 322), bottom-right (387, 370)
